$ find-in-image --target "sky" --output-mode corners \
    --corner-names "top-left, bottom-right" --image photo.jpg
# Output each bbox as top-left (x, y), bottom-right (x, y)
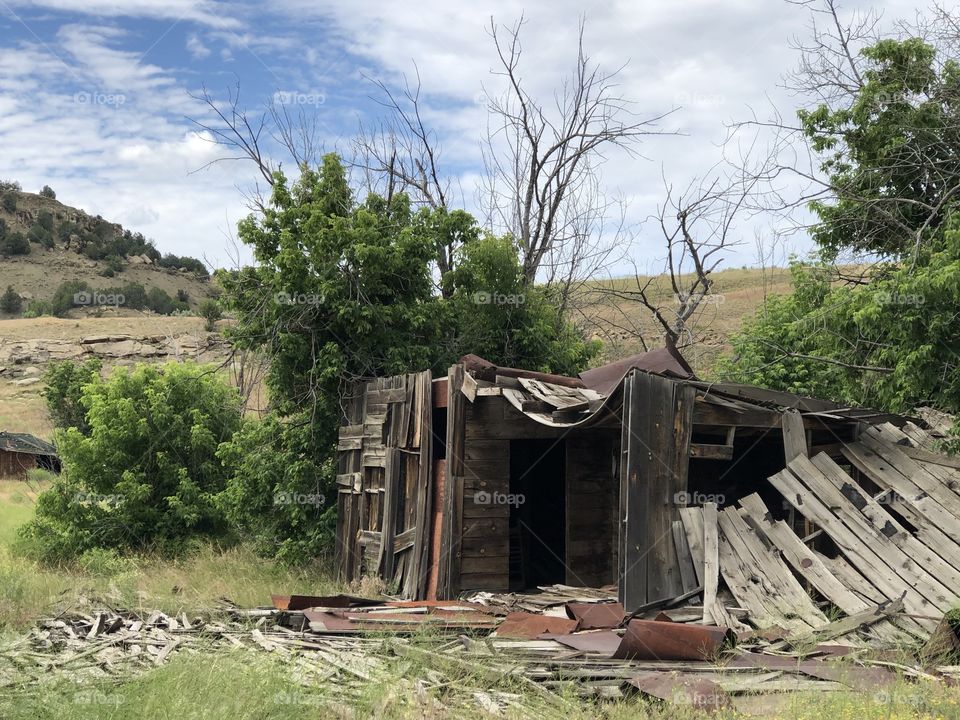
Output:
top-left (0, 0), bottom-right (927, 273)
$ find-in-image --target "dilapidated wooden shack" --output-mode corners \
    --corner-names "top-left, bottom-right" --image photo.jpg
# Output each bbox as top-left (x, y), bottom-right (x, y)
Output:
top-left (334, 349), bottom-right (960, 631)
top-left (0, 431), bottom-right (59, 480)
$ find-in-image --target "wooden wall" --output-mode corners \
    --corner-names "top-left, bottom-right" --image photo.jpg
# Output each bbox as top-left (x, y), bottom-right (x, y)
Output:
top-left (565, 432), bottom-right (618, 587)
top-left (459, 397), bottom-right (512, 592)
top-left (456, 396), bottom-right (619, 593)
top-left (0, 450), bottom-right (37, 480)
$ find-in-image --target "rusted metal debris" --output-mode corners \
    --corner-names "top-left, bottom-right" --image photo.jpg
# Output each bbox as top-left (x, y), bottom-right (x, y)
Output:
top-left (613, 620), bottom-right (733, 662)
top-left (271, 593), bottom-right (381, 611)
top-left (565, 602), bottom-right (625, 629)
top-left (628, 672), bottom-right (732, 712)
top-left (494, 612), bottom-right (579, 639)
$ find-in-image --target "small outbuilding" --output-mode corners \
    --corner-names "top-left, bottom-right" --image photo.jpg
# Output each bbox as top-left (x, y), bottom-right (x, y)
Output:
top-left (0, 432), bottom-right (60, 480)
top-left (333, 349), bottom-right (933, 616)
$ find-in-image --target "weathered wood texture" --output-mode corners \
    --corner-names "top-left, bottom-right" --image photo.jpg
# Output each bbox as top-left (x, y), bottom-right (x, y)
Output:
top-left (334, 370), bottom-right (432, 597)
top-left (565, 432), bottom-right (617, 587)
top-left (0, 450), bottom-right (39, 479)
top-left (619, 371), bottom-right (695, 612)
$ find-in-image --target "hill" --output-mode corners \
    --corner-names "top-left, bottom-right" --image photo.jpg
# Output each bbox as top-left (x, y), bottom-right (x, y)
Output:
top-left (0, 183), bottom-right (216, 316)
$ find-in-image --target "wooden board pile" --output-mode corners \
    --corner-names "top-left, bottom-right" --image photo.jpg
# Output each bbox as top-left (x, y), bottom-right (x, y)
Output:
top-left (3, 584), bottom-right (957, 715)
top-left (672, 423), bottom-right (960, 646)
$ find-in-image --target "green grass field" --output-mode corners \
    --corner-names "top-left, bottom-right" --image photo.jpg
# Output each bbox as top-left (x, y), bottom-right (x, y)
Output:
top-left (3, 477), bottom-right (960, 718)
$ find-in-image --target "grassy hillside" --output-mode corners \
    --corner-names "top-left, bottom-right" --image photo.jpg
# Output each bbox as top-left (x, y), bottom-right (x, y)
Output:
top-left (0, 187), bottom-right (216, 315)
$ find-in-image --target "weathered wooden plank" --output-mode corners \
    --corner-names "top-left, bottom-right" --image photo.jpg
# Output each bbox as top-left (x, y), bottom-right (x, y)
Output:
top-left (689, 444), bottom-right (734, 460)
top-left (770, 465), bottom-right (935, 633)
top-left (700, 503), bottom-right (720, 625)
top-left (437, 365), bottom-right (465, 599)
top-left (678, 506), bottom-right (705, 587)
top-left (673, 520), bottom-right (698, 595)
top-left (461, 371), bottom-right (478, 403)
top-left (781, 409), bottom-right (808, 463)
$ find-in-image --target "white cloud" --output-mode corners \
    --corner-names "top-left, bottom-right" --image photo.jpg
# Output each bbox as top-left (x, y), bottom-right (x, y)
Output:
top-left (186, 32), bottom-right (211, 59)
top-left (4, 0), bottom-right (242, 29)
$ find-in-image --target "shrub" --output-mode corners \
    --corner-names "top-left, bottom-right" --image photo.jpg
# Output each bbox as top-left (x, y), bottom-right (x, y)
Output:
top-left (1, 193), bottom-right (15, 213)
top-left (0, 285), bottom-right (22, 314)
top-left (21, 362), bottom-right (244, 561)
top-left (176, 289), bottom-right (190, 303)
top-left (99, 255), bottom-right (123, 277)
top-left (0, 180), bottom-right (21, 192)
top-left (199, 299), bottom-right (222, 331)
top-left (41, 358), bottom-right (102, 433)
top-left (24, 299), bottom-right (53, 317)
top-left (39, 185), bottom-right (56, 200)
top-left (50, 279), bottom-right (91, 316)
top-left (27, 222), bottom-right (53, 248)
top-left (146, 287), bottom-right (175, 315)
top-left (0, 230), bottom-right (29, 257)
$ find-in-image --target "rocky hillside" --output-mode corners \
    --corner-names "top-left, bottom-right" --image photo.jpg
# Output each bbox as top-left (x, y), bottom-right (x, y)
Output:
top-left (0, 184), bottom-right (216, 315)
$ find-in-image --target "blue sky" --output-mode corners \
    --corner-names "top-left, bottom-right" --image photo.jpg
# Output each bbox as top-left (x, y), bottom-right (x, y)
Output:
top-left (0, 0), bottom-right (922, 272)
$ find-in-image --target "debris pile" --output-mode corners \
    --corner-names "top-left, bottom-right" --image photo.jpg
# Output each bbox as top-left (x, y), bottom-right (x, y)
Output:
top-left (4, 585), bottom-right (959, 715)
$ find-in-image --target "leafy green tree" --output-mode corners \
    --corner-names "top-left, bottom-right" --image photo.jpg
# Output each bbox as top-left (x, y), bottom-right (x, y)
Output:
top-left (0, 285), bottom-right (22, 315)
top-left (719, 213), bottom-right (960, 414)
top-left (445, 235), bottom-right (599, 374)
top-left (39, 185), bottom-right (56, 199)
top-left (0, 228), bottom-right (29, 257)
top-left (217, 412), bottom-right (335, 561)
top-left (800, 39), bottom-right (960, 259)
top-left (41, 358), bottom-right (102, 433)
top-left (21, 362), bottom-right (243, 560)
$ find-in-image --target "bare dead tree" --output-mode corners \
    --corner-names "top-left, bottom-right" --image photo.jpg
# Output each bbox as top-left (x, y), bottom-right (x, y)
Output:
top-left (591, 169), bottom-right (756, 356)
top-left (481, 16), bottom-right (671, 291)
top-left (352, 70), bottom-right (467, 285)
top-left (189, 83), bottom-right (327, 213)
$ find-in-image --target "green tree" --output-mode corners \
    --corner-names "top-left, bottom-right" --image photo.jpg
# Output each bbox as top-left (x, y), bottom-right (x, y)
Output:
top-left (146, 287), bottom-right (175, 315)
top-left (41, 358), bottom-right (102, 433)
top-left (39, 185), bottom-right (56, 199)
top-left (50, 279), bottom-right (91, 316)
top-left (21, 362), bottom-right (243, 560)
top-left (445, 235), bottom-right (599, 374)
top-left (800, 39), bottom-right (960, 259)
top-left (1, 193), bottom-right (15, 213)
top-left (0, 285), bottom-right (22, 314)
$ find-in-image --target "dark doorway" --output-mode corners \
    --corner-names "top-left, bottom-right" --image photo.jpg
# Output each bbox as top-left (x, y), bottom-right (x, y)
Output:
top-left (509, 439), bottom-right (566, 590)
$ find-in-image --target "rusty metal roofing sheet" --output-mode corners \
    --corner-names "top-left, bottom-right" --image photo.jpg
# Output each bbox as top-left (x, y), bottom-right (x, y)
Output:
top-left (564, 602), bottom-right (625, 630)
top-left (613, 620), bottom-right (733, 662)
top-left (628, 672), bottom-right (732, 711)
top-left (579, 346), bottom-right (696, 396)
top-left (494, 612), bottom-right (579, 639)
top-left (271, 594), bottom-right (380, 611)
top-left (546, 630), bottom-right (622, 656)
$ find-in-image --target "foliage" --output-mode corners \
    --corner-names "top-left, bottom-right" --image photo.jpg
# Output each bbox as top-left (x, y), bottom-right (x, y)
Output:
top-left (0, 219), bottom-right (29, 257)
top-left (0, 285), bottom-right (22, 315)
top-left (199, 298), bottom-right (221, 331)
top-left (23, 299), bottom-right (53, 317)
top-left (50, 279), bottom-right (91, 316)
top-left (41, 358), bottom-right (103, 434)
top-left (719, 213), bottom-right (960, 414)
top-left (1, 193), bottom-right (15, 213)
top-left (217, 412), bottom-right (336, 562)
top-left (0, 180), bottom-right (21, 193)
top-left (158, 252), bottom-right (209, 277)
top-left (445, 234), bottom-right (599, 374)
top-left (146, 287), bottom-right (175, 315)
top-left (21, 362), bottom-right (243, 561)
top-left (39, 184), bottom-right (56, 199)
top-left (800, 39), bottom-right (960, 259)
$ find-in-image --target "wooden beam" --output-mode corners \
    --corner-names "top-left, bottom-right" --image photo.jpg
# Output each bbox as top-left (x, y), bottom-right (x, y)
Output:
top-left (689, 443), bottom-right (734, 460)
